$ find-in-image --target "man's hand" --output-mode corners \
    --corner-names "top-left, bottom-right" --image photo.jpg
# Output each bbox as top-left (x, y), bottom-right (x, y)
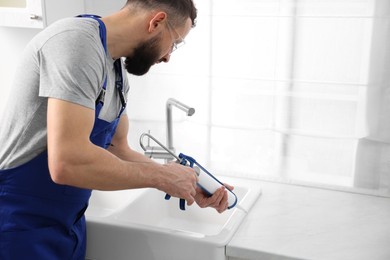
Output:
top-left (156, 162), bottom-right (198, 206)
top-left (195, 183), bottom-right (234, 213)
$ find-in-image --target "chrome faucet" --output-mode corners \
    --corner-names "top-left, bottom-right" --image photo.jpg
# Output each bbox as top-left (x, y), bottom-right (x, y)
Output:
top-left (166, 98), bottom-right (195, 152)
top-left (141, 98), bottom-right (195, 162)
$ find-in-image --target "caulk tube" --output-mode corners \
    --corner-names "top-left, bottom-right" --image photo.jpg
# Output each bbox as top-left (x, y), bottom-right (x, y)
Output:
top-left (179, 153), bottom-right (238, 209)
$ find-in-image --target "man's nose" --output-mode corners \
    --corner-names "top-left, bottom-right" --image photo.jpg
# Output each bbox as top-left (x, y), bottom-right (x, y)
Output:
top-left (159, 52), bottom-right (171, 63)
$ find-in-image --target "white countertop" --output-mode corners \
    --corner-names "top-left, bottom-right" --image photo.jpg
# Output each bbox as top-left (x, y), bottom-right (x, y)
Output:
top-left (226, 181), bottom-right (390, 260)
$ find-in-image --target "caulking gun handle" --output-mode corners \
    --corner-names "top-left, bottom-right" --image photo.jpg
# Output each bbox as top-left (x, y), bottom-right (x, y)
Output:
top-left (165, 194), bottom-right (186, 210)
top-left (179, 199), bottom-right (186, 210)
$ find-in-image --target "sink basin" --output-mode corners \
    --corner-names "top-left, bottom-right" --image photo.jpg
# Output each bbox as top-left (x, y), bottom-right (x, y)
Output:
top-left (85, 176), bottom-right (262, 260)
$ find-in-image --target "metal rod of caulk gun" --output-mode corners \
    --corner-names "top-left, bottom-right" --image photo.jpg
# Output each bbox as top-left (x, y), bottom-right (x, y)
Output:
top-left (139, 133), bottom-right (181, 161)
top-left (139, 133), bottom-right (200, 177)
top-left (235, 205), bottom-right (248, 214)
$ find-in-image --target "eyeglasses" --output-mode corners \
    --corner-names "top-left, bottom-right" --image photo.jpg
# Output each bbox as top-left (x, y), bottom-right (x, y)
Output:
top-left (166, 21), bottom-right (186, 53)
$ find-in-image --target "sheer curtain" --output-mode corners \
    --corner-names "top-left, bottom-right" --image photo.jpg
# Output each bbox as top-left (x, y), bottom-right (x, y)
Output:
top-left (353, 0), bottom-right (390, 193)
top-left (127, 0), bottom-right (390, 196)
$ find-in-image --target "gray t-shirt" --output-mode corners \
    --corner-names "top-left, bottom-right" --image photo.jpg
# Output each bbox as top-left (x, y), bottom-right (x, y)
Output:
top-left (0, 17), bottom-right (130, 169)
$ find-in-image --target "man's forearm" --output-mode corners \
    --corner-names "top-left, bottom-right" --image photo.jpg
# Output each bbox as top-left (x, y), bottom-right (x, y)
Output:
top-left (49, 141), bottom-right (162, 191)
top-left (107, 143), bottom-right (153, 164)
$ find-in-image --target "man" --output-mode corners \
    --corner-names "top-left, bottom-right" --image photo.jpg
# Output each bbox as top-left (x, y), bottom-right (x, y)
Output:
top-left (0, 0), bottom-right (231, 259)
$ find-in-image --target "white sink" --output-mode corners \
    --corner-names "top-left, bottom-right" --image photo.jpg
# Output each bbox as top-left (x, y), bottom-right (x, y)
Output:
top-left (85, 176), bottom-right (262, 260)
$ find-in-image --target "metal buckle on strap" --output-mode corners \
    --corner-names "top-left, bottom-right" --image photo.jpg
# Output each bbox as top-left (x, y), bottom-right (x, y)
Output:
top-left (95, 89), bottom-right (106, 105)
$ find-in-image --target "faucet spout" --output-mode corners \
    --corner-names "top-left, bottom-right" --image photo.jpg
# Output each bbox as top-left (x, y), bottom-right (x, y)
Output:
top-left (167, 98), bottom-right (195, 116)
top-left (166, 98), bottom-right (195, 151)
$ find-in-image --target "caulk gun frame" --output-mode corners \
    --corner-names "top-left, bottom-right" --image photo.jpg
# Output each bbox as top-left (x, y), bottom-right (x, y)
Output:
top-left (139, 132), bottom-right (181, 162)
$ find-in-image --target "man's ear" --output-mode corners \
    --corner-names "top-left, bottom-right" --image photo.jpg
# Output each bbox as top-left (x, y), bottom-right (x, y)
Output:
top-left (148, 11), bottom-right (167, 32)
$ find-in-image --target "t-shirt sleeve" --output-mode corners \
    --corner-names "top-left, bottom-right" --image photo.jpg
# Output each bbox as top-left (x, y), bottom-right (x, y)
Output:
top-left (38, 30), bottom-right (105, 110)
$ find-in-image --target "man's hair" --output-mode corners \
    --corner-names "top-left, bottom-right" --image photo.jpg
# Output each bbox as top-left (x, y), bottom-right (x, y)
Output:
top-left (125, 0), bottom-right (197, 27)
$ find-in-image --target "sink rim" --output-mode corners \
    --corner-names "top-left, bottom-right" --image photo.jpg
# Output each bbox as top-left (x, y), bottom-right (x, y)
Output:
top-left (86, 175), bottom-right (262, 246)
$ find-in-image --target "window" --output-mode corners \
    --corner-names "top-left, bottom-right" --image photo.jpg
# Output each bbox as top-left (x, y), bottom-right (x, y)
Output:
top-left (128, 0), bottom-right (390, 196)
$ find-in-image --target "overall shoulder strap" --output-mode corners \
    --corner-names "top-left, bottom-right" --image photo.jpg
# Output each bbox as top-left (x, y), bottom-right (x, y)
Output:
top-left (76, 15), bottom-right (107, 53)
top-left (76, 14), bottom-right (126, 115)
top-left (76, 14), bottom-right (108, 104)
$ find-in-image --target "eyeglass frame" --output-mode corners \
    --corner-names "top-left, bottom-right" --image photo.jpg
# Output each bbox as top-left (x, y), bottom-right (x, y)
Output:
top-left (166, 20), bottom-right (186, 53)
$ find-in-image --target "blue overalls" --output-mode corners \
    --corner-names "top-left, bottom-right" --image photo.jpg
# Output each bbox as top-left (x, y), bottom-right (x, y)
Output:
top-left (0, 15), bottom-right (126, 259)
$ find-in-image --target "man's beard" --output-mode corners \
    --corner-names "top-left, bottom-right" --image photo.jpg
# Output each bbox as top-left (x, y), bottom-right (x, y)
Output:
top-left (124, 34), bottom-right (162, 76)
